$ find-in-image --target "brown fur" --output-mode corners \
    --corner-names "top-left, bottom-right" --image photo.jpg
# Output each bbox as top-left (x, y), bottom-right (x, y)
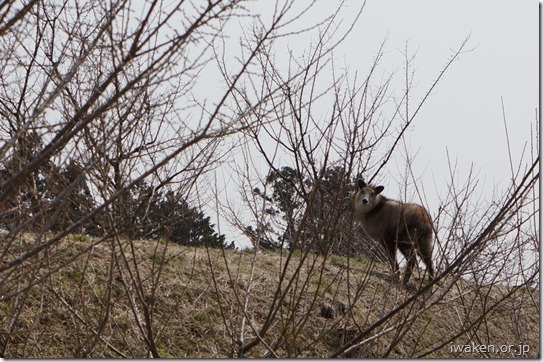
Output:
top-left (354, 179), bottom-right (434, 285)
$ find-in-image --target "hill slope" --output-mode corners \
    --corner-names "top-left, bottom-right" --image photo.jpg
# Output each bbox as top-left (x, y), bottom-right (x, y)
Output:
top-left (0, 234), bottom-right (539, 358)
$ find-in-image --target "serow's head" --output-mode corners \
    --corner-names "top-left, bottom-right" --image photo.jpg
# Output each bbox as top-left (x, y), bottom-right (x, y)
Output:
top-left (354, 179), bottom-right (384, 213)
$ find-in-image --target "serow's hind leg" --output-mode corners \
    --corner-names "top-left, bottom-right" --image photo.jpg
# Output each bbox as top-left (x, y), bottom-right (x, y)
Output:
top-left (401, 247), bottom-right (417, 287)
top-left (418, 234), bottom-right (435, 282)
top-left (421, 253), bottom-right (434, 282)
top-left (386, 242), bottom-right (400, 283)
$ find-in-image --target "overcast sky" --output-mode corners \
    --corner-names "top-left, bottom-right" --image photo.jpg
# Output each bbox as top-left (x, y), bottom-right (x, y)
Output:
top-left (209, 0), bottom-right (539, 247)
top-left (354, 0), bottom-right (538, 191)
top-left (342, 0), bottom-right (538, 210)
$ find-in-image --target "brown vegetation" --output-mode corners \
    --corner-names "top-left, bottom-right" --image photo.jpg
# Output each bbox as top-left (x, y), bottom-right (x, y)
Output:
top-left (0, 233), bottom-right (538, 358)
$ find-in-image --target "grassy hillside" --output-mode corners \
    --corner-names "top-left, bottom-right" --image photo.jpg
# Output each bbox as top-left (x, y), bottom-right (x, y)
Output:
top-left (0, 233), bottom-right (538, 358)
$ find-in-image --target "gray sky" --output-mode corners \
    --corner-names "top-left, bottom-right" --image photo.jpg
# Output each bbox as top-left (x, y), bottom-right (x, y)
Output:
top-left (208, 0), bottom-right (538, 247)
top-left (345, 0), bottom-right (538, 209)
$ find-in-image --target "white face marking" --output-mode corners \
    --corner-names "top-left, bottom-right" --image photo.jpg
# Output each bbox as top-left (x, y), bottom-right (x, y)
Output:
top-left (355, 186), bottom-right (378, 213)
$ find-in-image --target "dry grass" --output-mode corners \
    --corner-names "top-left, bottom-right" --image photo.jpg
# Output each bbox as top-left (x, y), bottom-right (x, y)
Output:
top-left (0, 234), bottom-right (539, 358)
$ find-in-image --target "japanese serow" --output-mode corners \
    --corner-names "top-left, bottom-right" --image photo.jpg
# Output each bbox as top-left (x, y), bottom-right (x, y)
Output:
top-left (354, 179), bottom-right (434, 286)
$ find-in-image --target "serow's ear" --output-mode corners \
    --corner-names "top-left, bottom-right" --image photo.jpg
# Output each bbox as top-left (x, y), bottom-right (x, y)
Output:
top-left (357, 179), bottom-right (366, 189)
top-left (375, 185), bottom-right (384, 194)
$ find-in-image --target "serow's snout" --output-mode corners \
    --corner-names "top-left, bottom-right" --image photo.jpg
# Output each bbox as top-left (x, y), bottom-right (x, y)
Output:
top-left (362, 198), bottom-right (368, 204)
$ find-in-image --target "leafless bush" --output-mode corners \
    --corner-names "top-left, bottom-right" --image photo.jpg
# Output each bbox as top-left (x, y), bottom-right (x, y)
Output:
top-left (0, 0), bottom-right (301, 357)
top-left (212, 9), bottom-right (538, 357)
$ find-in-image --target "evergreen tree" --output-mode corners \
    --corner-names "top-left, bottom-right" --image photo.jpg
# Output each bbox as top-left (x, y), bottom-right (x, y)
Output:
top-left (255, 164), bottom-right (384, 259)
top-left (126, 182), bottom-right (230, 248)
